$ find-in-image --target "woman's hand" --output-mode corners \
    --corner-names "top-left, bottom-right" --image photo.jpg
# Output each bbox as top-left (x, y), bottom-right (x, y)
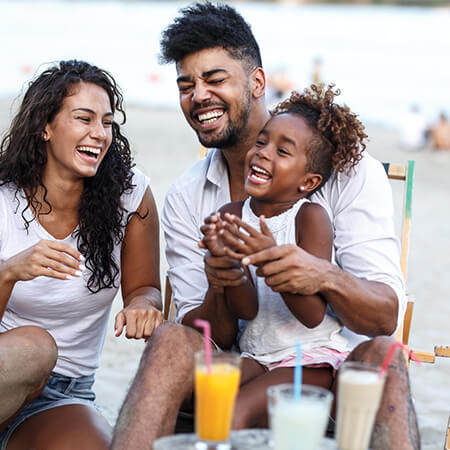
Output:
top-left (114, 295), bottom-right (164, 340)
top-left (1, 240), bottom-right (84, 283)
top-left (220, 214), bottom-right (276, 259)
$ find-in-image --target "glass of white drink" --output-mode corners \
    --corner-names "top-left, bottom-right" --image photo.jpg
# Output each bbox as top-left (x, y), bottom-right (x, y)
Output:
top-left (336, 361), bottom-right (386, 450)
top-left (268, 384), bottom-right (333, 450)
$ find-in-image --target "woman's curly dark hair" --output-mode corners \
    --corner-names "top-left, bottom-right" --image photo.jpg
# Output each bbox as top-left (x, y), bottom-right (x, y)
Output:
top-left (271, 84), bottom-right (367, 190)
top-left (0, 60), bottom-right (135, 293)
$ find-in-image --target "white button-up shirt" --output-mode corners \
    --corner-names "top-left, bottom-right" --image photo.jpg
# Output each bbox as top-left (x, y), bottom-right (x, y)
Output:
top-left (162, 149), bottom-right (406, 349)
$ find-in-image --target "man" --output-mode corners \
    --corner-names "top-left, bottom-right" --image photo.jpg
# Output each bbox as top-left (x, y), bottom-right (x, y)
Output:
top-left (112, 3), bottom-right (419, 449)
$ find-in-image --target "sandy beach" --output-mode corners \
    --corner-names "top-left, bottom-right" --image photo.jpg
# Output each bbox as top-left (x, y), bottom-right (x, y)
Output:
top-left (1, 98), bottom-right (449, 448)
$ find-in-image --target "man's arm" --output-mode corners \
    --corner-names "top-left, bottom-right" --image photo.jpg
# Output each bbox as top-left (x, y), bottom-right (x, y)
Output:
top-left (245, 246), bottom-right (397, 336)
top-left (162, 190), bottom-right (239, 349)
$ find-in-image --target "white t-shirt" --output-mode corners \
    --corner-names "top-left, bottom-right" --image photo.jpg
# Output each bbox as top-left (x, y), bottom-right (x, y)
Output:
top-left (0, 168), bottom-right (150, 377)
top-left (162, 149), bottom-right (406, 351)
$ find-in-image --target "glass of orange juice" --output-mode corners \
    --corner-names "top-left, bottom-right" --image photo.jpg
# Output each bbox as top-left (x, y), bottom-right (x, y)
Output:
top-left (194, 351), bottom-right (241, 449)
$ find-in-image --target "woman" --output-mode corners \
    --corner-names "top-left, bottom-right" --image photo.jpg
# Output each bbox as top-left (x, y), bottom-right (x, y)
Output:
top-left (0, 60), bottom-right (162, 449)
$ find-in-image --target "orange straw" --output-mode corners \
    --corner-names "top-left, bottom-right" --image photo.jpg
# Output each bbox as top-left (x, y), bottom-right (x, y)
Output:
top-left (379, 341), bottom-right (421, 378)
top-left (194, 319), bottom-right (212, 373)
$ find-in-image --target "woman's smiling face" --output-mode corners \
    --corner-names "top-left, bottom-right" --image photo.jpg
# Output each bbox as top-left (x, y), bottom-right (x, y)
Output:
top-left (43, 81), bottom-right (113, 181)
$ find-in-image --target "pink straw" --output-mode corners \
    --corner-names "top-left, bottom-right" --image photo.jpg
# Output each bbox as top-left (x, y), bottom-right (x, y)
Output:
top-left (194, 319), bottom-right (212, 373)
top-left (379, 341), bottom-right (421, 378)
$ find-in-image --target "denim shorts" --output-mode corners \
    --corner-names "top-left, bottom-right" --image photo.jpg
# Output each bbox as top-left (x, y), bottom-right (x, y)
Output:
top-left (0, 372), bottom-right (99, 449)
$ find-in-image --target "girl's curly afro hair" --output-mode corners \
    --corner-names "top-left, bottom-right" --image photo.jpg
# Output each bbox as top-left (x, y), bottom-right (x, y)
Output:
top-left (272, 84), bottom-right (367, 190)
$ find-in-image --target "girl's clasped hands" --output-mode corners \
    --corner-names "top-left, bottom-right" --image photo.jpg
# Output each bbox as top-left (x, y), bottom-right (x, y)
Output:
top-left (199, 211), bottom-right (276, 265)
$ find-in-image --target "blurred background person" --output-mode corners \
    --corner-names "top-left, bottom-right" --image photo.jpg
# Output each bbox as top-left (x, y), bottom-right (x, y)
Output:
top-left (430, 111), bottom-right (450, 150)
top-left (398, 104), bottom-right (428, 150)
top-left (266, 66), bottom-right (294, 108)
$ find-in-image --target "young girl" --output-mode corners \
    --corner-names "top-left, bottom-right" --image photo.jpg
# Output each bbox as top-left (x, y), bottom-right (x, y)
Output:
top-left (200, 84), bottom-right (367, 428)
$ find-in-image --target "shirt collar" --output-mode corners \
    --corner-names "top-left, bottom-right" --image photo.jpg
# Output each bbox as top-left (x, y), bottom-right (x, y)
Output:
top-left (205, 148), bottom-right (229, 188)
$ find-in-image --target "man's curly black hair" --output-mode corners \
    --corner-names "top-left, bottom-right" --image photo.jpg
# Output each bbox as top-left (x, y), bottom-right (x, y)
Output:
top-left (0, 59), bottom-right (136, 293)
top-left (272, 84), bottom-right (367, 192)
top-left (160, 1), bottom-right (262, 72)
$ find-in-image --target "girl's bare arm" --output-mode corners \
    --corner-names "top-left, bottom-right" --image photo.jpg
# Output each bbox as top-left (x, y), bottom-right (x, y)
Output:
top-left (199, 203), bottom-right (258, 321)
top-left (279, 202), bottom-right (333, 328)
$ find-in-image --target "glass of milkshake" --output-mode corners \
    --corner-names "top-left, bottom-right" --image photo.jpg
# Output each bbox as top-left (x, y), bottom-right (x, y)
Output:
top-left (336, 361), bottom-right (386, 450)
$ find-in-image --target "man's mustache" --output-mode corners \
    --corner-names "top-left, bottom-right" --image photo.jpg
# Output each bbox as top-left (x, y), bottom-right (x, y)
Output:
top-left (190, 102), bottom-right (227, 118)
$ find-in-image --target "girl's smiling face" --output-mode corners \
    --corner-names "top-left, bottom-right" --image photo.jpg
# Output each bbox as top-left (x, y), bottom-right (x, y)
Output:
top-left (245, 113), bottom-right (321, 213)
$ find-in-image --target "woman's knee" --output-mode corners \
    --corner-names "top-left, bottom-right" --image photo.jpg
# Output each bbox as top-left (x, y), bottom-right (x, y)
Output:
top-left (1, 326), bottom-right (57, 387)
top-left (8, 404), bottom-right (112, 450)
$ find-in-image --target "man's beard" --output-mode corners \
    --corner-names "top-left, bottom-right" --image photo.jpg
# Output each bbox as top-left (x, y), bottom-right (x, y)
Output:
top-left (197, 90), bottom-right (252, 149)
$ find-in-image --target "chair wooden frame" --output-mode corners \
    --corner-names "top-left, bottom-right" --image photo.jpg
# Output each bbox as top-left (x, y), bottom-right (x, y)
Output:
top-left (383, 161), bottom-right (414, 346)
top-left (163, 274), bottom-right (174, 321)
top-left (445, 414), bottom-right (450, 450)
top-left (383, 160), bottom-right (449, 365)
top-left (385, 161), bottom-right (450, 448)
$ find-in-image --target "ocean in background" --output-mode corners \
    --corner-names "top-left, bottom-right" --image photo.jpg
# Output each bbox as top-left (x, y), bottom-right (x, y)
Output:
top-left (1, 0), bottom-right (449, 128)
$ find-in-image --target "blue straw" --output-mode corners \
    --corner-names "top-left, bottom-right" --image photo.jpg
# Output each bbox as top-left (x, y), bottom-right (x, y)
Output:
top-left (294, 341), bottom-right (302, 402)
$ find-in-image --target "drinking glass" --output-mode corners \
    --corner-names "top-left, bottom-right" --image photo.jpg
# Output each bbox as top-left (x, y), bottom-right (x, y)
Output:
top-left (194, 351), bottom-right (241, 450)
top-left (267, 383), bottom-right (333, 450)
top-left (336, 361), bottom-right (386, 450)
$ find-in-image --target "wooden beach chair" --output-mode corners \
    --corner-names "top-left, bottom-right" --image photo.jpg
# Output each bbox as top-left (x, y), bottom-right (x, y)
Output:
top-left (383, 160), bottom-right (450, 365)
top-left (382, 161), bottom-right (415, 346)
top-left (163, 274), bottom-right (175, 321)
top-left (445, 414), bottom-right (450, 450)
top-left (385, 161), bottom-right (450, 449)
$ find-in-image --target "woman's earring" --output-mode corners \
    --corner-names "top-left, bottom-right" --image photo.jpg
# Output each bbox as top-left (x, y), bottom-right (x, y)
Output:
top-left (42, 132), bottom-right (48, 141)
top-left (300, 186), bottom-right (305, 191)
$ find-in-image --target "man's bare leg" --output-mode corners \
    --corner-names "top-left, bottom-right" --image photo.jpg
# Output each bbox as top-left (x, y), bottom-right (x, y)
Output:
top-left (111, 322), bottom-right (203, 450)
top-left (343, 336), bottom-right (420, 450)
top-left (0, 326), bottom-right (57, 427)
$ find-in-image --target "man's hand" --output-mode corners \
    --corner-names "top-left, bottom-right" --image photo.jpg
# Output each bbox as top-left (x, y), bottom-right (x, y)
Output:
top-left (114, 296), bottom-right (164, 340)
top-left (242, 244), bottom-right (328, 296)
top-left (204, 251), bottom-right (246, 292)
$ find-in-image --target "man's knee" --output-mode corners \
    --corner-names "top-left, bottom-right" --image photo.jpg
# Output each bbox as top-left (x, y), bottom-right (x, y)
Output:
top-left (143, 322), bottom-right (202, 364)
top-left (349, 336), bottom-right (406, 367)
top-left (1, 326), bottom-right (57, 388)
top-left (134, 322), bottom-right (204, 393)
